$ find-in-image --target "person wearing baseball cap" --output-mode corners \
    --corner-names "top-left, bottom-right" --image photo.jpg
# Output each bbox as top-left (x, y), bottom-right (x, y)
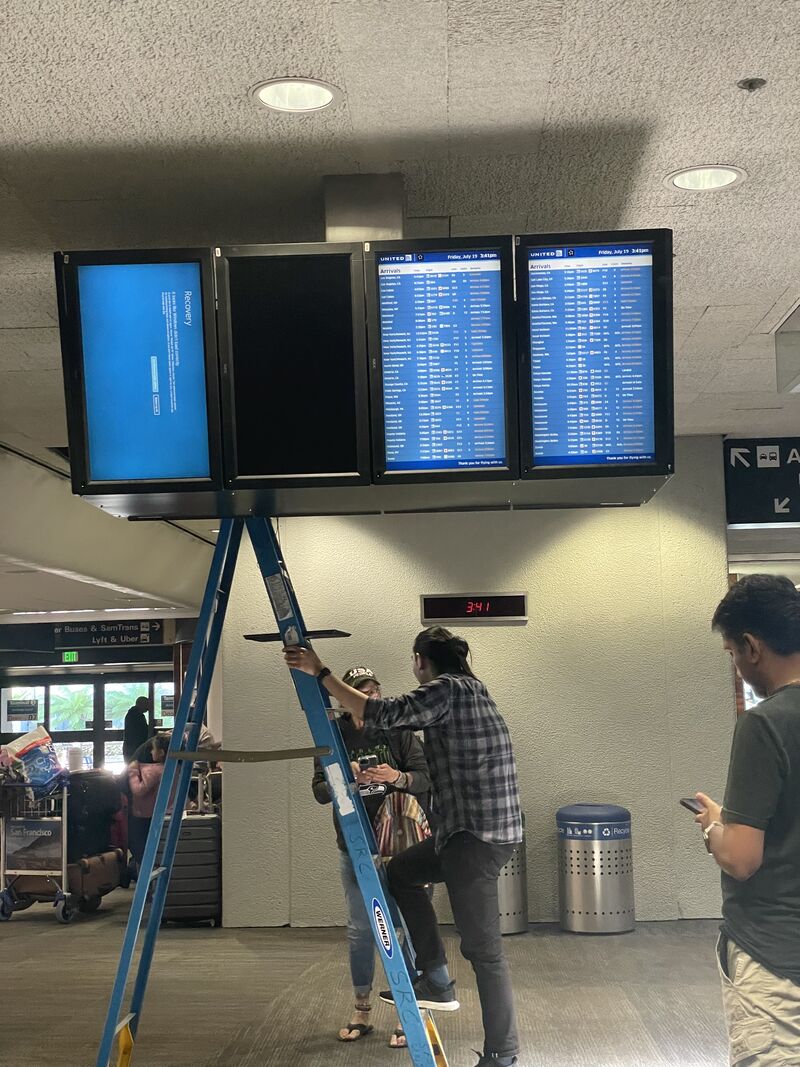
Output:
top-left (311, 665), bottom-right (432, 1050)
top-left (341, 666), bottom-right (381, 691)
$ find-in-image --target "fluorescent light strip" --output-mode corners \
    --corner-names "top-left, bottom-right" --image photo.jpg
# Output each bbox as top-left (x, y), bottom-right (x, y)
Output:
top-left (10, 607), bottom-right (175, 616)
top-left (12, 609), bottom-right (97, 616)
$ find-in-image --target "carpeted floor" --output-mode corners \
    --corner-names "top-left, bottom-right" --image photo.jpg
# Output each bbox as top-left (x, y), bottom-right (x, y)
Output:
top-left (0, 889), bottom-right (728, 1067)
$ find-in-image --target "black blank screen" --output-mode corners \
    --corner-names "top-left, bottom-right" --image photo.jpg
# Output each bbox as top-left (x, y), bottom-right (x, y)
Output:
top-left (227, 255), bottom-right (360, 476)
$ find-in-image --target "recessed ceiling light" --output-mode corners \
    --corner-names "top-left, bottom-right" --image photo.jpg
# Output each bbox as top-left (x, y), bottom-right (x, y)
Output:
top-left (250, 78), bottom-right (340, 113)
top-left (664, 165), bottom-right (746, 191)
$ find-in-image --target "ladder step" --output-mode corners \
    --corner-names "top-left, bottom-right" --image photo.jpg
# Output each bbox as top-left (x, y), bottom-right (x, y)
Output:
top-left (169, 746), bottom-right (330, 764)
top-left (244, 628), bottom-right (351, 642)
top-left (149, 867), bottom-right (166, 882)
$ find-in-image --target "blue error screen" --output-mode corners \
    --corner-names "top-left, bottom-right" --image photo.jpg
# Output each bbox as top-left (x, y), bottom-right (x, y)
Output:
top-left (78, 261), bottom-right (211, 481)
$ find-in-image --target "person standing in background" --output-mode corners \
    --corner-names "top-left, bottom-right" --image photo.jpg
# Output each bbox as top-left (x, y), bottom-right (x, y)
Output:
top-left (696, 575), bottom-right (800, 1065)
top-left (123, 696), bottom-right (151, 764)
top-left (312, 666), bottom-right (432, 1049)
top-left (127, 734), bottom-right (169, 871)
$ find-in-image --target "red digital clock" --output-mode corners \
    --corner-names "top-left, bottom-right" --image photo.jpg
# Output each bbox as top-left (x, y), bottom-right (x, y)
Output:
top-left (466, 600), bottom-right (490, 614)
top-left (421, 594), bottom-right (527, 625)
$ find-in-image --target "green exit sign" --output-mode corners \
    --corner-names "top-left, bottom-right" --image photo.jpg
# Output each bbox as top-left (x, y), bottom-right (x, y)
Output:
top-left (62, 651), bottom-right (79, 664)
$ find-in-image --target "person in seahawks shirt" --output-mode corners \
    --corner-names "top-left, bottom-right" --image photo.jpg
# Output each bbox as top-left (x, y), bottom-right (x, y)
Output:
top-left (311, 666), bottom-right (431, 1050)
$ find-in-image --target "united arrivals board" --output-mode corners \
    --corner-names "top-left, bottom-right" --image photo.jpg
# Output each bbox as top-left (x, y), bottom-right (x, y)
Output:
top-left (365, 237), bottom-right (518, 483)
top-left (515, 229), bottom-right (673, 479)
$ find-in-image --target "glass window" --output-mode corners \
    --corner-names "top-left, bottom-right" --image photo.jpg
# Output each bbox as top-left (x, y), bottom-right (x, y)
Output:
top-left (103, 741), bottom-right (126, 775)
top-left (1, 686), bottom-right (46, 734)
top-left (49, 683), bottom-right (94, 732)
top-left (154, 681), bottom-right (175, 729)
top-left (103, 681), bottom-right (149, 730)
top-left (51, 741), bottom-right (94, 771)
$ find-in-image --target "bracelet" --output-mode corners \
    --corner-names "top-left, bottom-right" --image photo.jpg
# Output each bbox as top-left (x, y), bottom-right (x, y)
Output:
top-left (703, 820), bottom-right (723, 852)
top-left (316, 667), bottom-right (332, 682)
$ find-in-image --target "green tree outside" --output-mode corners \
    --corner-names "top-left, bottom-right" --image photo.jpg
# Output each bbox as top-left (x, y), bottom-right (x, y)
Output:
top-left (49, 684), bottom-right (93, 732)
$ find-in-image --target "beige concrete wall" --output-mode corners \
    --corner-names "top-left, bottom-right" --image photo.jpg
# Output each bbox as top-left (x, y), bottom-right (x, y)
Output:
top-left (221, 436), bottom-right (734, 927)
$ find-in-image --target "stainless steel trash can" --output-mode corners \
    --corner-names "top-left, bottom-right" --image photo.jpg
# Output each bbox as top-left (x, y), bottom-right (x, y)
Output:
top-left (498, 815), bottom-right (528, 935)
top-left (557, 804), bottom-right (634, 934)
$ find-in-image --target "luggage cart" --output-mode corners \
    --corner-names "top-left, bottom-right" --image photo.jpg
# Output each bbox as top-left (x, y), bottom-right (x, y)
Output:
top-left (0, 782), bottom-right (74, 923)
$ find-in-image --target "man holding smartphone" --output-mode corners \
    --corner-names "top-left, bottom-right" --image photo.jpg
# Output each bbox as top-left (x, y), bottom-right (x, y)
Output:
top-left (696, 575), bottom-right (800, 1065)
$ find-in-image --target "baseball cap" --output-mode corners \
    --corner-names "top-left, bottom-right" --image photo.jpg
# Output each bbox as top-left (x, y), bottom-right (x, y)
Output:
top-left (342, 666), bottom-right (380, 690)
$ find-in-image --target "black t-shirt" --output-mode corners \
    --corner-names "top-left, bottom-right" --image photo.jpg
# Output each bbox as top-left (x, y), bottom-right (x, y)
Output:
top-left (722, 683), bottom-right (800, 982)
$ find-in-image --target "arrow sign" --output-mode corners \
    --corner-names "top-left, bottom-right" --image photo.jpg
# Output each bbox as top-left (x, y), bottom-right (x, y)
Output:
top-left (725, 438), bottom-right (800, 525)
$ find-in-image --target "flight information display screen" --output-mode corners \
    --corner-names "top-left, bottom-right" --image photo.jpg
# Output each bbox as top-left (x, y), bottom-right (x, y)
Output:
top-left (225, 253), bottom-right (363, 479)
top-left (527, 241), bottom-right (656, 467)
top-left (376, 249), bottom-right (508, 473)
top-left (78, 261), bottom-right (211, 481)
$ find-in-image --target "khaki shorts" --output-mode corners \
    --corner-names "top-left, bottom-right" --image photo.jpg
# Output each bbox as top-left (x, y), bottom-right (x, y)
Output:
top-left (718, 934), bottom-right (800, 1065)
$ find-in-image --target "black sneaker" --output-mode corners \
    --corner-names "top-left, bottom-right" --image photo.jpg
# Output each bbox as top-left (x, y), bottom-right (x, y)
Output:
top-left (379, 973), bottom-right (460, 1011)
top-left (474, 1055), bottom-right (518, 1067)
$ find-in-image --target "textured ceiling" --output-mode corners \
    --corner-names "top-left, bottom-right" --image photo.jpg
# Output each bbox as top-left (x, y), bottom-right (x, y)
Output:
top-left (0, 557), bottom-right (176, 614)
top-left (1, 0), bottom-right (799, 460)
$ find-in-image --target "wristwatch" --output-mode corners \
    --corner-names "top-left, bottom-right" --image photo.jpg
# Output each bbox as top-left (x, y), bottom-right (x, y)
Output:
top-left (316, 667), bottom-right (332, 682)
top-left (703, 820), bottom-right (723, 852)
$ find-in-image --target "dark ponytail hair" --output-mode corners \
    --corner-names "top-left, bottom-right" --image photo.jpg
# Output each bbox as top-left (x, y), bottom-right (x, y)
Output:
top-left (150, 735), bottom-right (170, 756)
top-left (413, 626), bottom-right (475, 678)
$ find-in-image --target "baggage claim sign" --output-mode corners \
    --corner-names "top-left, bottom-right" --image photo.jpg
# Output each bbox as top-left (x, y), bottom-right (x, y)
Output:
top-left (724, 438), bottom-right (800, 526)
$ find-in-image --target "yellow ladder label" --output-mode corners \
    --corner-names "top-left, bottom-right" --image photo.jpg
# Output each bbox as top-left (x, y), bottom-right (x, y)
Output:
top-left (115, 1023), bottom-right (134, 1067)
top-left (424, 1012), bottom-right (450, 1067)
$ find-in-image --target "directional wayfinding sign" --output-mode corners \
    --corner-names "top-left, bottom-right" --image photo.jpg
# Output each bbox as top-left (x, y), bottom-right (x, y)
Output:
top-left (52, 619), bottom-right (164, 649)
top-left (724, 438), bottom-right (800, 525)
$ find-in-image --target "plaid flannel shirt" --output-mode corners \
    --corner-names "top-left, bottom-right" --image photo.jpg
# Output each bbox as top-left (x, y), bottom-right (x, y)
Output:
top-left (365, 674), bottom-right (522, 852)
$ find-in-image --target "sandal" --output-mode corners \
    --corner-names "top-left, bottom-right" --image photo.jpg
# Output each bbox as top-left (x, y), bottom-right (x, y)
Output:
top-left (338, 1004), bottom-right (374, 1042)
top-left (338, 1022), bottom-right (373, 1042)
top-left (389, 1027), bottom-right (407, 1049)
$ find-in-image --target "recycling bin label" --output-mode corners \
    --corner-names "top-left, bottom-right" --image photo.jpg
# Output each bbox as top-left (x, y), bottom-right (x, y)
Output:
top-left (558, 822), bottom-right (631, 840)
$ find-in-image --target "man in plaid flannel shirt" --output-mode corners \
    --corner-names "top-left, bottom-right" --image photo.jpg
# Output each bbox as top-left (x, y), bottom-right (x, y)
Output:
top-left (285, 626), bottom-right (523, 1067)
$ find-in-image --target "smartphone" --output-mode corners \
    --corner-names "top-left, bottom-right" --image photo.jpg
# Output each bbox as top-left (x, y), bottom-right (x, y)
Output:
top-left (680, 797), bottom-right (705, 815)
top-left (358, 754), bottom-right (379, 771)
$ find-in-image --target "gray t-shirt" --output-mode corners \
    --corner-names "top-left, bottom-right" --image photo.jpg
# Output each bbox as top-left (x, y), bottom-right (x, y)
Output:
top-left (722, 684), bottom-right (800, 982)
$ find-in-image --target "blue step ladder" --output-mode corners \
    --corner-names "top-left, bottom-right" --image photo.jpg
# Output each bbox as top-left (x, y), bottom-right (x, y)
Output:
top-left (96, 516), bottom-right (449, 1067)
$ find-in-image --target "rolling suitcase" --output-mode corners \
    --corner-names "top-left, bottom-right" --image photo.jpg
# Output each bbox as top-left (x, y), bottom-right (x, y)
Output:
top-left (69, 849), bottom-right (128, 912)
top-left (67, 771), bottom-right (121, 861)
top-left (157, 814), bottom-right (221, 925)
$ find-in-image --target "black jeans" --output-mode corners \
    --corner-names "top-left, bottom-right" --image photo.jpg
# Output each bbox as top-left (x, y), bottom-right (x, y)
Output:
top-left (388, 832), bottom-right (519, 1058)
top-left (127, 814), bottom-right (151, 869)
